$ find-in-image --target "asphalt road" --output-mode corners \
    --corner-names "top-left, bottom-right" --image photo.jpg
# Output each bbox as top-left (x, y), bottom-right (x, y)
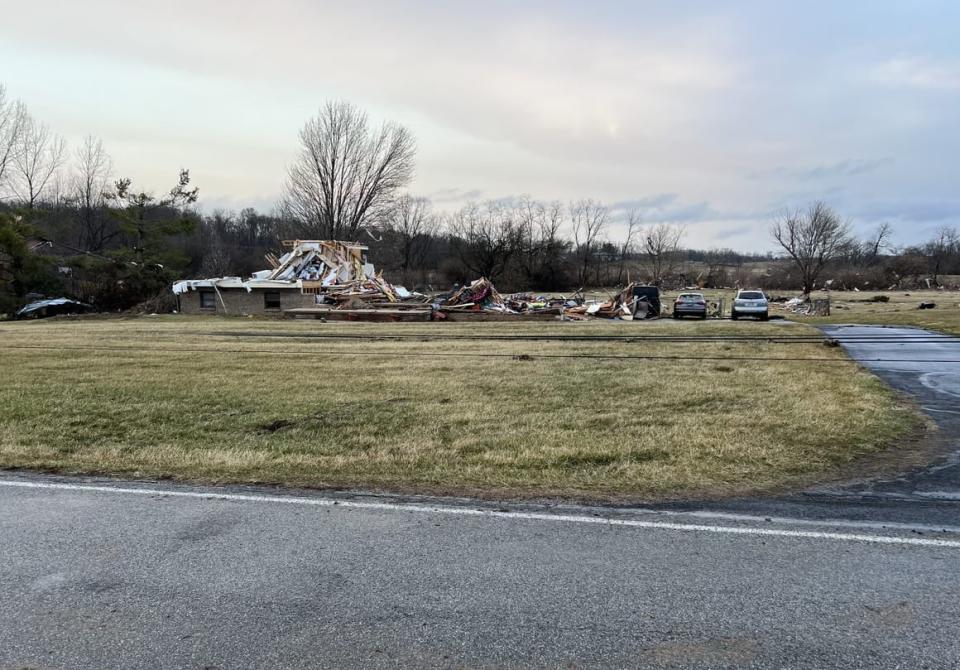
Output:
top-left (819, 325), bottom-right (960, 500)
top-left (2, 325), bottom-right (960, 669)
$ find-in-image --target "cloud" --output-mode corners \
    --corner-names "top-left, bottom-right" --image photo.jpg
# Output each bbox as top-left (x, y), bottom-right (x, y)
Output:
top-left (747, 158), bottom-right (891, 181)
top-left (426, 187), bottom-right (484, 203)
top-left (2, 2), bottom-right (959, 251)
top-left (712, 224), bottom-right (754, 241)
top-left (849, 197), bottom-right (960, 225)
top-left (610, 193), bottom-right (732, 224)
top-left (870, 57), bottom-right (960, 91)
top-left (610, 194), bottom-right (679, 211)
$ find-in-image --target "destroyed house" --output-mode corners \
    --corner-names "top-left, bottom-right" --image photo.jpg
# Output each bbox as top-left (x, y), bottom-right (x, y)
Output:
top-left (173, 240), bottom-right (389, 316)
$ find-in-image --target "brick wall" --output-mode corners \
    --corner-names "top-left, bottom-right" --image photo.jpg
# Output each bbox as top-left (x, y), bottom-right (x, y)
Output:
top-left (177, 287), bottom-right (315, 316)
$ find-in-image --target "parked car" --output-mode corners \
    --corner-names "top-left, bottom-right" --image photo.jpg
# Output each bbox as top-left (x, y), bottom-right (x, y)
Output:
top-left (731, 290), bottom-right (769, 321)
top-left (672, 293), bottom-right (707, 319)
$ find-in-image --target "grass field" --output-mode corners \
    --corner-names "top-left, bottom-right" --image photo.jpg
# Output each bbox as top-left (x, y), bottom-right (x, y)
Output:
top-left (788, 290), bottom-right (960, 336)
top-left (0, 315), bottom-right (920, 501)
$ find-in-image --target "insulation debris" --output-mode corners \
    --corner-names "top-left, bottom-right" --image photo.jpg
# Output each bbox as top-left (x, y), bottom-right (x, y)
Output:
top-left (781, 295), bottom-right (831, 316)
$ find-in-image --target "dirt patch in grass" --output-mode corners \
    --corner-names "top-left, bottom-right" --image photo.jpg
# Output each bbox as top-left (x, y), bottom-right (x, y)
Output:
top-left (0, 315), bottom-right (924, 502)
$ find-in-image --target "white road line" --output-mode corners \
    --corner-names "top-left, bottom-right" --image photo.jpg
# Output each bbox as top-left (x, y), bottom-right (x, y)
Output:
top-left (661, 509), bottom-right (960, 535)
top-left (3, 478), bottom-right (960, 548)
top-left (922, 405), bottom-right (960, 416)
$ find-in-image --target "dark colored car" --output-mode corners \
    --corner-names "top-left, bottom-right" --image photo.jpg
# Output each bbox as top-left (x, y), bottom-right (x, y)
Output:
top-left (673, 293), bottom-right (707, 319)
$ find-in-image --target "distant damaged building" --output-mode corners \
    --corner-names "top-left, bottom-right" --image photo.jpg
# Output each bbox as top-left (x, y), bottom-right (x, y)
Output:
top-left (173, 240), bottom-right (413, 316)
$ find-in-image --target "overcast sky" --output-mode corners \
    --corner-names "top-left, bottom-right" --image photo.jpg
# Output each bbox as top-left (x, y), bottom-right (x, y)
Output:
top-left (2, 0), bottom-right (958, 251)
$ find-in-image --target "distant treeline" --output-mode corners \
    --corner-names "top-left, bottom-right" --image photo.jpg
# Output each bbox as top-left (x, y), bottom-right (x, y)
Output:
top-left (2, 87), bottom-right (959, 316)
top-left (3, 192), bottom-right (958, 316)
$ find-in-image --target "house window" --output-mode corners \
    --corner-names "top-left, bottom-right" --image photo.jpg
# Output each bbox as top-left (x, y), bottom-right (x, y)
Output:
top-left (264, 291), bottom-right (282, 310)
top-left (199, 290), bottom-right (216, 309)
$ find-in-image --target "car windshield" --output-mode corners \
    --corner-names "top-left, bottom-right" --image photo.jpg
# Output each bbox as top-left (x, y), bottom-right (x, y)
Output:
top-left (678, 295), bottom-right (703, 301)
top-left (738, 291), bottom-right (765, 300)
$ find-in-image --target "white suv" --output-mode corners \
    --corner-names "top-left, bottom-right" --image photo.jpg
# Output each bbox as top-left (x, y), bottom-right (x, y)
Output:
top-left (731, 290), bottom-right (769, 321)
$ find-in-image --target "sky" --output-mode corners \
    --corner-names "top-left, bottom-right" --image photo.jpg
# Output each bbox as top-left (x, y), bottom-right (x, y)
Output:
top-left (2, 0), bottom-right (958, 251)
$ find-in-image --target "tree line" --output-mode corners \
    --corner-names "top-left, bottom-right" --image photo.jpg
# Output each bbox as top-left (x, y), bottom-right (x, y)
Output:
top-left (2, 87), bottom-right (959, 315)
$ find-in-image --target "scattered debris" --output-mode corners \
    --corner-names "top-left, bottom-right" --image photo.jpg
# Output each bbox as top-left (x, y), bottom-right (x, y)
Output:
top-left (563, 283), bottom-right (659, 320)
top-left (15, 297), bottom-right (95, 320)
top-left (439, 278), bottom-right (513, 313)
top-left (918, 302), bottom-right (936, 310)
top-left (781, 295), bottom-right (831, 316)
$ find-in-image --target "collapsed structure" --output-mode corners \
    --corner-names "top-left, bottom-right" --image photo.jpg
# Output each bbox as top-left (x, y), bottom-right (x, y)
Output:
top-left (172, 241), bottom-right (664, 321)
top-left (173, 240), bottom-right (420, 316)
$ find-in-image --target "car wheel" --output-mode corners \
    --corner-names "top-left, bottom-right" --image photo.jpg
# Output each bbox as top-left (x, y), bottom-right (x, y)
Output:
top-left (760, 311), bottom-right (769, 321)
top-left (731, 310), bottom-right (738, 320)
top-left (700, 312), bottom-right (707, 320)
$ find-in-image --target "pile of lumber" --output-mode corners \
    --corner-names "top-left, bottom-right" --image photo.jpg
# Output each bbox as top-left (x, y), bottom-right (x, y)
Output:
top-left (439, 278), bottom-right (514, 313)
top-left (265, 240), bottom-right (423, 307)
top-left (563, 283), bottom-right (647, 320)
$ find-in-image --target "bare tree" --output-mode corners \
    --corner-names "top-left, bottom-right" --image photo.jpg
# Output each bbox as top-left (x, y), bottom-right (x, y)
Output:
top-left (923, 225), bottom-right (959, 287)
top-left (11, 114), bottom-right (66, 208)
top-left (515, 197), bottom-right (568, 289)
top-left (615, 209), bottom-right (641, 285)
top-left (641, 223), bottom-right (684, 286)
top-left (387, 194), bottom-right (438, 274)
top-left (771, 201), bottom-right (851, 295)
top-left (283, 101), bottom-right (415, 239)
top-left (569, 199), bottom-right (608, 286)
top-left (448, 201), bottom-right (521, 281)
top-left (0, 85), bottom-right (27, 196)
top-left (865, 222), bottom-right (894, 262)
top-left (72, 135), bottom-right (115, 251)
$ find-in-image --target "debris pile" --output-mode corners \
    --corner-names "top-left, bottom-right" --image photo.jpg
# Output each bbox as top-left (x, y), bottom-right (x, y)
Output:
top-left (437, 278), bottom-right (513, 313)
top-left (173, 240), bottom-right (424, 308)
top-left (563, 283), bottom-right (658, 320)
top-left (266, 240), bottom-right (419, 306)
top-left (503, 293), bottom-right (572, 315)
top-left (781, 295), bottom-right (831, 316)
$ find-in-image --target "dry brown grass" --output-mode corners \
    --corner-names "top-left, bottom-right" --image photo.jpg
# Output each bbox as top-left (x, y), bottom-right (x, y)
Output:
top-left (787, 289), bottom-right (960, 336)
top-left (0, 315), bottom-right (918, 500)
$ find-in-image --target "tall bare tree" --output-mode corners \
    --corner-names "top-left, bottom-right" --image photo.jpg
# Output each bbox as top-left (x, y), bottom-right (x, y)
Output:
top-left (569, 198), bottom-right (608, 287)
top-left (11, 114), bottom-right (66, 208)
top-left (771, 201), bottom-right (851, 295)
top-left (515, 197), bottom-right (568, 289)
top-left (616, 209), bottom-right (642, 285)
top-left (641, 222), bottom-right (684, 286)
top-left (283, 101), bottom-right (415, 239)
top-left (0, 85), bottom-right (27, 196)
top-left (865, 222), bottom-right (893, 263)
top-left (72, 135), bottom-right (115, 251)
top-left (387, 194), bottom-right (438, 274)
top-left (448, 201), bottom-right (521, 281)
